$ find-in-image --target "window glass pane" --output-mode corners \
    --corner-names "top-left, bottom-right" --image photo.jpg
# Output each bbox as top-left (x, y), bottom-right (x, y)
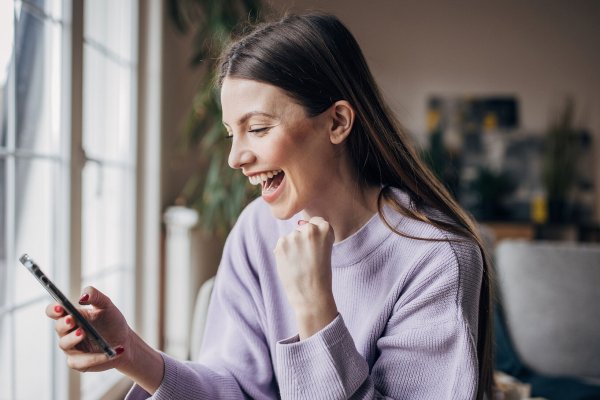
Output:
top-left (82, 369), bottom-right (122, 400)
top-left (0, 0), bottom-right (14, 85)
top-left (0, 159), bottom-right (6, 301)
top-left (84, 0), bottom-right (134, 62)
top-left (79, 1), bottom-right (138, 398)
top-left (14, 158), bottom-right (57, 304)
top-left (0, 0), bottom-right (14, 149)
top-left (0, 160), bottom-right (8, 400)
top-left (15, 6), bottom-right (62, 155)
top-left (81, 163), bottom-right (136, 400)
top-left (81, 270), bottom-right (135, 322)
top-left (81, 271), bottom-right (135, 399)
top-left (83, 46), bottom-right (134, 161)
top-left (22, 0), bottom-right (63, 21)
top-left (14, 301), bottom-right (52, 400)
top-left (44, 0), bottom-right (63, 21)
top-left (82, 163), bottom-right (135, 282)
top-left (0, 313), bottom-right (13, 399)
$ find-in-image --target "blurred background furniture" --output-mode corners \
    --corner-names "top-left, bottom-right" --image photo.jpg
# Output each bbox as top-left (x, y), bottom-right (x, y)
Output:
top-left (190, 275), bottom-right (215, 360)
top-left (164, 206), bottom-right (199, 359)
top-left (495, 240), bottom-right (600, 399)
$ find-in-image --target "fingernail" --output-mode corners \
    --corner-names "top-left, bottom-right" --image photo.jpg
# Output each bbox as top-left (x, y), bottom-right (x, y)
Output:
top-left (75, 328), bottom-right (83, 337)
top-left (297, 220), bottom-right (307, 225)
top-left (115, 346), bottom-right (125, 355)
top-left (65, 316), bottom-right (72, 325)
top-left (79, 293), bottom-right (90, 304)
top-left (54, 305), bottom-right (63, 314)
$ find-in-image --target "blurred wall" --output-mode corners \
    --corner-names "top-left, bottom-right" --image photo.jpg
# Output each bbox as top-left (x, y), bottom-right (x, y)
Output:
top-left (160, 0), bottom-right (600, 221)
top-left (160, 11), bottom-right (205, 210)
top-left (274, 0), bottom-right (600, 220)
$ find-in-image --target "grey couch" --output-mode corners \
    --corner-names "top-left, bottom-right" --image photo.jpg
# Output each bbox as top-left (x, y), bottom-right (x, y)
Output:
top-left (495, 240), bottom-right (600, 387)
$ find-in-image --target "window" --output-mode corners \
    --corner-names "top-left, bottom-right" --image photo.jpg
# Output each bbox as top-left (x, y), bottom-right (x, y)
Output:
top-left (80, 0), bottom-right (138, 398)
top-left (0, 1), bottom-right (139, 399)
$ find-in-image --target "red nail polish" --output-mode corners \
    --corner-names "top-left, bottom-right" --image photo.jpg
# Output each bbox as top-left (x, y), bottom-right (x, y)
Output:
top-left (65, 316), bottom-right (72, 325)
top-left (115, 346), bottom-right (125, 355)
top-left (79, 293), bottom-right (90, 304)
top-left (54, 305), bottom-right (63, 314)
top-left (298, 220), bottom-right (307, 225)
top-left (75, 328), bottom-right (83, 336)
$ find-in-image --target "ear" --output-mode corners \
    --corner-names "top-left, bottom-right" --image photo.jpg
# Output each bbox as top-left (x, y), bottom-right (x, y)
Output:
top-left (328, 100), bottom-right (355, 145)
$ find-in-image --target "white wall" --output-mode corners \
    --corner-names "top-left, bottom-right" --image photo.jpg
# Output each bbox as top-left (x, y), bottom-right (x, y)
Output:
top-left (274, 0), bottom-right (600, 220)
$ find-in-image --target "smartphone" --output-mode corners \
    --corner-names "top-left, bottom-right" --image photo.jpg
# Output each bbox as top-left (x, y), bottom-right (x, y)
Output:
top-left (19, 253), bottom-right (117, 358)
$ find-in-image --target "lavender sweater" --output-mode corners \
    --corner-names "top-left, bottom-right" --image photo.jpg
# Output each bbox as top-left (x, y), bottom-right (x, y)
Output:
top-left (127, 190), bottom-right (483, 399)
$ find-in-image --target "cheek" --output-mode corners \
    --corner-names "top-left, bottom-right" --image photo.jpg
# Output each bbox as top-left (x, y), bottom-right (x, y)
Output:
top-left (285, 125), bottom-right (327, 161)
top-left (262, 142), bottom-right (288, 164)
top-left (268, 121), bottom-right (328, 176)
top-left (265, 131), bottom-right (304, 164)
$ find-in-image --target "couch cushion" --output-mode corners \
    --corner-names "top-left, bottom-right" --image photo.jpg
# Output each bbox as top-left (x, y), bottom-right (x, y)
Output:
top-left (495, 240), bottom-right (600, 381)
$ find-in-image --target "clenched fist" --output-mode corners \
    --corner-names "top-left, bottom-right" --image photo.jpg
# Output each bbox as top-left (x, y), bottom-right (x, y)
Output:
top-left (274, 216), bottom-right (338, 339)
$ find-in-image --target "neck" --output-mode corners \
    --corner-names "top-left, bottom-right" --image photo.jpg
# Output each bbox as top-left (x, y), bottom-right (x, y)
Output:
top-left (302, 182), bottom-right (380, 243)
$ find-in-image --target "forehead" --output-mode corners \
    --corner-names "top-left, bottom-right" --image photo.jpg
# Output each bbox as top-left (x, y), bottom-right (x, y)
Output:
top-left (221, 78), bottom-right (299, 124)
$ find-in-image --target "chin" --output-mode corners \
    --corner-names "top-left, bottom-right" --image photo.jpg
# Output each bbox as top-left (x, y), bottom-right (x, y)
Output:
top-left (267, 201), bottom-right (300, 221)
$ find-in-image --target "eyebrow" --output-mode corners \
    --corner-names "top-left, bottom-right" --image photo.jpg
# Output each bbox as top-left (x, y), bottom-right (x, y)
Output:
top-left (223, 111), bottom-right (277, 128)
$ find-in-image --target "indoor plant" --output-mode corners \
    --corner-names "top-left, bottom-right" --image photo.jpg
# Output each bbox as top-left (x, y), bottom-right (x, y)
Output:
top-left (169, 0), bottom-right (264, 237)
top-left (541, 98), bottom-right (580, 223)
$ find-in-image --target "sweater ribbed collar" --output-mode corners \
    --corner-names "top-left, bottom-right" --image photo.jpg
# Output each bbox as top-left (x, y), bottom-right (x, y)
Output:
top-left (330, 189), bottom-right (409, 268)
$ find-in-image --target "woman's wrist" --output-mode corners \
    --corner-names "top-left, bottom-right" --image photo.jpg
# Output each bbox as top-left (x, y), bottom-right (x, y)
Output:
top-left (117, 329), bottom-right (165, 394)
top-left (295, 295), bottom-right (338, 339)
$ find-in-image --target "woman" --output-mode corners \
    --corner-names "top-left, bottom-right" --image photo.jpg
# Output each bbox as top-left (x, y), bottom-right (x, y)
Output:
top-left (47, 12), bottom-right (493, 399)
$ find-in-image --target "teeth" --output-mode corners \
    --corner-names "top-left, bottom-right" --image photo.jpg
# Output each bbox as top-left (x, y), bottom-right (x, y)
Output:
top-left (248, 170), bottom-right (282, 186)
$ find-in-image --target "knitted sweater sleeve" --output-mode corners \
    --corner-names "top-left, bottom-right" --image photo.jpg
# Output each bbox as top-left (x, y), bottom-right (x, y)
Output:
top-left (275, 239), bottom-right (483, 400)
top-left (126, 215), bottom-right (279, 399)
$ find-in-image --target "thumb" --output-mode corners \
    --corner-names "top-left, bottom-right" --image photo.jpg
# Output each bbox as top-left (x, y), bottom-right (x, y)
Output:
top-left (309, 216), bottom-right (335, 243)
top-left (78, 286), bottom-right (113, 310)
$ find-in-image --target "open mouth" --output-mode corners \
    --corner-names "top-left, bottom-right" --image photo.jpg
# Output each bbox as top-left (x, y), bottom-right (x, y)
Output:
top-left (262, 171), bottom-right (285, 195)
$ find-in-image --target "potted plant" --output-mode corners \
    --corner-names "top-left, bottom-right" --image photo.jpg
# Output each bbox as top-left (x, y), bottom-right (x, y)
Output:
top-left (542, 98), bottom-right (580, 223)
top-left (168, 0), bottom-right (265, 237)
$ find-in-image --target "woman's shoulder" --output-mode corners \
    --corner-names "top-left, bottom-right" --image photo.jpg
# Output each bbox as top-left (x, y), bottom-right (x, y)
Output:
top-left (381, 195), bottom-right (483, 314)
top-left (384, 187), bottom-right (483, 269)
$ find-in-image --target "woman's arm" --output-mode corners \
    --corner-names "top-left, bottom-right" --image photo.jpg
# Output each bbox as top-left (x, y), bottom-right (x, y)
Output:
top-left (274, 234), bottom-right (483, 399)
top-left (274, 216), bottom-right (339, 339)
top-left (119, 330), bottom-right (165, 393)
top-left (126, 205), bottom-right (281, 399)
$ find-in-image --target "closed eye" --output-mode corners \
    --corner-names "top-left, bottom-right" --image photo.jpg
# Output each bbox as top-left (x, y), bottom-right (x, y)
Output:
top-left (248, 127), bottom-right (270, 134)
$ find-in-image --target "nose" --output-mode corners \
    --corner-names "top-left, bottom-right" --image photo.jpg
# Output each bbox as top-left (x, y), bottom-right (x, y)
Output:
top-left (227, 136), bottom-right (255, 170)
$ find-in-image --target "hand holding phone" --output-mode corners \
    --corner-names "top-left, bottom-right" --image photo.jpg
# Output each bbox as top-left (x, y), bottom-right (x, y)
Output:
top-left (19, 253), bottom-right (117, 358)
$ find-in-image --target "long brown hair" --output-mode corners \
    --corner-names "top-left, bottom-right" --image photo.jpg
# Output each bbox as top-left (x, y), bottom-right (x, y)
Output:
top-left (218, 12), bottom-right (494, 399)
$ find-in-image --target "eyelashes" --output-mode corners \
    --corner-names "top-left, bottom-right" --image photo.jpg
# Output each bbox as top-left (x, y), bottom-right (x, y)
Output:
top-left (248, 127), bottom-right (270, 134)
top-left (224, 127), bottom-right (271, 139)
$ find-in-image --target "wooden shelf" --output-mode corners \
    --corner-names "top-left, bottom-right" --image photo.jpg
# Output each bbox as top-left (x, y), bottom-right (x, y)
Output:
top-left (481, 222), bottom-right (535, 243)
